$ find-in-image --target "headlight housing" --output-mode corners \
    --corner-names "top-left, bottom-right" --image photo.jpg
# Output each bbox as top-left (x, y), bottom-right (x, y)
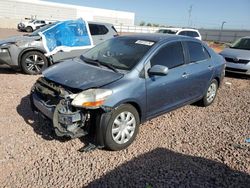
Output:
top-left (71, 89), bottom-right (112, 109)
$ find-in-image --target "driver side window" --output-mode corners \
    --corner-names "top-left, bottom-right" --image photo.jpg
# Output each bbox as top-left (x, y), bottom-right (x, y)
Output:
top-left (151, 42), bottom-right (184, 69)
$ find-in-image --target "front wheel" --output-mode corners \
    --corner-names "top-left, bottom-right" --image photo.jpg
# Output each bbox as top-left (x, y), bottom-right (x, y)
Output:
top-left (25, 26), bottom-right (33, 32)
top-left (21, 51), bottom-right (48, 75)
top-left (101, 104), bottom-right (140, 151)
top-left (200, 79), bottom-right (218, 106)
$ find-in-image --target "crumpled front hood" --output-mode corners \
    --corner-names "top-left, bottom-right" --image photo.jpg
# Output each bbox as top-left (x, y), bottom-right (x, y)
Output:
top-left (220, 48), bottom-right (250, 60)
top-left (43, 58), bottom-right (124, 90)
top-left (0, 35), bottom-right (40, 46)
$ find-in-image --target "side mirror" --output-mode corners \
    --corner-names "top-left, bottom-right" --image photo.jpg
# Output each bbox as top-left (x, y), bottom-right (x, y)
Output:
top-left (148, 65), bottom-right (169, 76)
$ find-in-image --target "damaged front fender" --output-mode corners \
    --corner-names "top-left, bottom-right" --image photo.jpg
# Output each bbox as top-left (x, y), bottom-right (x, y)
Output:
top-left (53, 99), bottom-right (89, 138)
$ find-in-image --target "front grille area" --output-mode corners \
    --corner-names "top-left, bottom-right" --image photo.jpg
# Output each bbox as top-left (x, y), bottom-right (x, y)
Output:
top-left (226, 67), bottom-right (248, 73)
top-left (225, 57), bottom-right (249, 64)
top-left (33, 78), bottom-right (66, 106)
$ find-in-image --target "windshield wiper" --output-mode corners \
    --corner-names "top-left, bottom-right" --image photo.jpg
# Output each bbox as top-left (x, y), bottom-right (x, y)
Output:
top-left (99, 61), bottom-right (118, 73)
top-left (80, 55), bottom-right (118, 73)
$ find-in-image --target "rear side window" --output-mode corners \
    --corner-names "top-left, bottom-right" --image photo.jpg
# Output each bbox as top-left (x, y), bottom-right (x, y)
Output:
top-left (186, 41), bottom-right (210, 62)
top-left (186, 31), bottom-right (199, 37)
top-left (157, 29), bottom-right (177, 34)
top-left (151, 42), bottom-right (184, 69)
top-left (179, 31), bottom-right (199, 38)
top-left (178, 31), bottom-right (187, 36)
top-left (89, 24), bottom-right (108, 35)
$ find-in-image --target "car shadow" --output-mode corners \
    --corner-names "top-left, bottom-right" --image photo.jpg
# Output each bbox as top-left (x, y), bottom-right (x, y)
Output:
top-left (16, 95), bottom-right (70, 142)
top-left (225, 72), bottom-right (250, 80)
top-left (0, 65), bottom-right (22, 74)
top-left (87, 148), bottom-right (250, 187)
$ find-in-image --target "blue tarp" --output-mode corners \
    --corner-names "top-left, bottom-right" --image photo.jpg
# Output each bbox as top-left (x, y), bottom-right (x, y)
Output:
top-left (39, 18), bottom-right (93, 56)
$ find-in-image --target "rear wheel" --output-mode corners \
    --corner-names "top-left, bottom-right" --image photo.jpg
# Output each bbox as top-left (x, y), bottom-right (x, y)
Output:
top-left (21, 51), bottom-right (48, 75)
top-left (101, 104), bottom-right (140, 151)
top-left (200, 79), bottom-right (218, 106)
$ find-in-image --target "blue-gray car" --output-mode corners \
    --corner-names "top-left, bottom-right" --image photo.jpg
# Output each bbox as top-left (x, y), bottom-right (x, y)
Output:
top-left (220, 37), bottom-right (250, 75)
top-left (30, 34), bottom-right (225, 151)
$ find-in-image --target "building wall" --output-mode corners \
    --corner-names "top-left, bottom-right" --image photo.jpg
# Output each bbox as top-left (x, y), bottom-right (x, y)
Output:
top-left (0, 0), bottom-right (135, 28)
top-left (76, 7), bottom-right (134, 25)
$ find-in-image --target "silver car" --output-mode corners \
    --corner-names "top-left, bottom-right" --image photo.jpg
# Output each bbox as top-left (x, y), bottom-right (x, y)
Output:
top-left (0, 21), bottom-right (118, 75)
top-left (220, 37), bottom-right (250, 75)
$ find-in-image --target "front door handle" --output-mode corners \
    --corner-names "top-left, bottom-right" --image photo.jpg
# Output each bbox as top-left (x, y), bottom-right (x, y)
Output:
top-left (208, 65), bottom-right (214, 70)
top-left (182, 72), bottom-right (190, 78)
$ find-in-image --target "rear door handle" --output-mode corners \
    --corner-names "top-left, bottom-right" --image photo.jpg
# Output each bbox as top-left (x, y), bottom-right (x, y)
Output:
top-left (208, 65), bottom-right (214, 70)
top-left (182, 72), bottom-right (190, 78)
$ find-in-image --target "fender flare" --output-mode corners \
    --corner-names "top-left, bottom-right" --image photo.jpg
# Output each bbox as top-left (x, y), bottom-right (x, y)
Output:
top-left (18, 48), bottom-right (52, 66)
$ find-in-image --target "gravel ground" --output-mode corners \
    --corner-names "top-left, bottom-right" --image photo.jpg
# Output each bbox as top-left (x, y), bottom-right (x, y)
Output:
top-left (0, 67), bottom-right (249, 188)
top-left (0, 28), bottom-right (22, 40)
top-left (0, 29), bottom-right (250, 187)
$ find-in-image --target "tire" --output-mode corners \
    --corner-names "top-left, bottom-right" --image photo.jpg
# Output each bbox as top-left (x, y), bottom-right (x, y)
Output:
top-left (25, 26), bottom-right (33, 32)
top-left (21, 51), bottom-right (48, 75)
top-left (101, 104), bottom-right (140, 151)
top-left (200, 79), bottom-right (218, 107)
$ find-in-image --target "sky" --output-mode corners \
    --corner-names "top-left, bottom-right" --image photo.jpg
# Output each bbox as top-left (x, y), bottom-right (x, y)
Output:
top-left (45, 0), bottom-right (250, 29)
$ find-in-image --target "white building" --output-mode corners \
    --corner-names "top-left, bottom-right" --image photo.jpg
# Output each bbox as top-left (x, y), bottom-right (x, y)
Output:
top-left (0, 0), bottom-right (135, 28)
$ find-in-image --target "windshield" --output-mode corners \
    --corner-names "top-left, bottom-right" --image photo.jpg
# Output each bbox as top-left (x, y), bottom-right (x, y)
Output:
top-left (231, 38), bottom-right (250, 50)
top-left (83, 37), bottom-right (155, 71)
top-left (29, 22), bottom-right (58, 36)
top-left (156, 29), bottom-right (177, 34)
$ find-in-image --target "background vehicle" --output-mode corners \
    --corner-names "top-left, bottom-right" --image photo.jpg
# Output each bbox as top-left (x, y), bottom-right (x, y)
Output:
top-left (219, 37), bottom-right (250, 75)
top-left (17, 19), bottom-right (54, 32)
top-left (0, 21), bottom-right (118, 75)
top-left (30, 34), bottom-right (225, 151)
top-left (156, 28), bottom-right (202, 40)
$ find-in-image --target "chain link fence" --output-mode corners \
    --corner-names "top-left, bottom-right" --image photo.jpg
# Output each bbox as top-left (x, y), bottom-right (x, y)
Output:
top-left (114, 25), bottom-right (250, 43)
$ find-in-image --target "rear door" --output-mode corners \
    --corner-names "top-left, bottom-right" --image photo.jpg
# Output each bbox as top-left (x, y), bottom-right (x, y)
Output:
top-left (145, 41), bottom-right (192, 118)
top-left (183, 41), bottom-right (214, 98)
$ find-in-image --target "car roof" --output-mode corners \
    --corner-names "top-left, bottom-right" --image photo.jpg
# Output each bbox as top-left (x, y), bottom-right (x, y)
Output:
top-left (118, 33), bottom-right (196, 43)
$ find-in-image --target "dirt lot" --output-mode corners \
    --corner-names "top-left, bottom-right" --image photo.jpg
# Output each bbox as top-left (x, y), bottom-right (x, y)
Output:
top-left (0, 28), bottom-right (22, 40)
top-left (0, 29), bottom-right (250, 187)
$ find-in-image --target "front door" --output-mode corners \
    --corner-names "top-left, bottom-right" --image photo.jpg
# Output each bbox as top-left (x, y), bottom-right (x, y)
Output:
top-left (146, 41), bottom-right (192, 118)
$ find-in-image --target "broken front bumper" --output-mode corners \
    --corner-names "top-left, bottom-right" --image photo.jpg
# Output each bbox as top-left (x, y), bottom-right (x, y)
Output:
top-left (31, 92), bottom-right (88, 138)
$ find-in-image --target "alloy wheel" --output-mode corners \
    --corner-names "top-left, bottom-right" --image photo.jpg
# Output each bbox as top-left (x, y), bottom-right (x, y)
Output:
top-left (25, 54), bottom-right (45, 73)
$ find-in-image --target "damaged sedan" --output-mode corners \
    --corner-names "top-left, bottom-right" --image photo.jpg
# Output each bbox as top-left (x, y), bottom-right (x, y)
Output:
top-left (30, 34), bottom-right (225, 151)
